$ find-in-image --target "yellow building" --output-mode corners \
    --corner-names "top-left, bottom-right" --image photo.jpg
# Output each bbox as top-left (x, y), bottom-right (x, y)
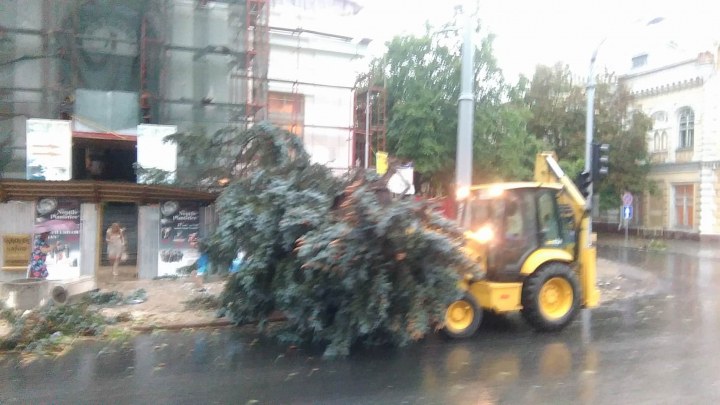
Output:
top-left (619, 48), bottom-right (720, 239)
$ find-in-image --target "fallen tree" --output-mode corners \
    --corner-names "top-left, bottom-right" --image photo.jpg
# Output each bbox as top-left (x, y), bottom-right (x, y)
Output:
top-left (170, 122), bottom-right (481, 356)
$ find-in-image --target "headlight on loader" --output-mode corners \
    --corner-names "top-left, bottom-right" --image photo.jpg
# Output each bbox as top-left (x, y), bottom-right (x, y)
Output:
top-left (465, 226), bottom-right (494, 244)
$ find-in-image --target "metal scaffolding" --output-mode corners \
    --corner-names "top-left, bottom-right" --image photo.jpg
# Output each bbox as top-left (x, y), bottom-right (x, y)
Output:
top-left (0, 0), bottom-right (269, 132)
top-left (353, 86), bottom-right (386, 168)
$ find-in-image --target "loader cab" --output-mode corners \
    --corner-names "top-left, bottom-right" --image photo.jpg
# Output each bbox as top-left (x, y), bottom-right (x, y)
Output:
top-left (461, 185), bottom-right (575, 281)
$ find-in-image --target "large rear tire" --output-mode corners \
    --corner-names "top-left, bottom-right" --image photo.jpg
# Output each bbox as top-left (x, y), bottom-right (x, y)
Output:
top-left (521, 262), bottom-right (580, 332)
top-left (442, 293), bottom-right (482, 338)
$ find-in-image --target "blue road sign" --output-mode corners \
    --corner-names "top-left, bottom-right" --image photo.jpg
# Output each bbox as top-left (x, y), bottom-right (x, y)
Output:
top-left (622, 205), bottom-right (633, 220)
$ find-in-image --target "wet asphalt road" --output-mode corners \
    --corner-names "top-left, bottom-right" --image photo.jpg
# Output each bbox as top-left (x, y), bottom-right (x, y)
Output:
top-left (2, 246), bottom-right (720, 404)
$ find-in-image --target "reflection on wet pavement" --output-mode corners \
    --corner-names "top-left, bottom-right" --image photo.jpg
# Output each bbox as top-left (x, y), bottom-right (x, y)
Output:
top-left (2, 246), bottom-right (720, 404)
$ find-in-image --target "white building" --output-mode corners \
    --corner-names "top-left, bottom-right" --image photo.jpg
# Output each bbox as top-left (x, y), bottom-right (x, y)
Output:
top-left (267, 0), bottom-right (369, 173)
top-left (619, 46), bottom-right (720, 238)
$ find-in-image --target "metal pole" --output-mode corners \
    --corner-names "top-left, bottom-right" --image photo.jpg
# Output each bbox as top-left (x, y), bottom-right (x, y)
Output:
top-left (624, 217), bottom-right (629, 247)
top-left (365, 90), bottom-right (370, 169)
top-left (456, 7), bottom-right (475, 190)
top-left (584, 17), bottom-right (663, 246)
top-left (584, 40), bottom-right (604, 246)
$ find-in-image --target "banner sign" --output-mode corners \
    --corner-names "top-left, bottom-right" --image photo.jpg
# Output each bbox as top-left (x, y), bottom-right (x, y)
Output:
top-left (158, 201), bottom-right (201, 276)
top-left (26, 119), bottom-right (72, 181)
top-left (2, 234), bottom-right (32, 271)
top-left (137, 124), bottom-right (178, 184)
top-left (35, 198), bottom-right (81, 279)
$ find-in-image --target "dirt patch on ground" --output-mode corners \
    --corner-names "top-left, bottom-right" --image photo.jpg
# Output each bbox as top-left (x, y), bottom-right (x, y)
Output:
top-left (97, 277), bottom-right (226, 328)
top-left (596, 258), bottom-right (659, 304)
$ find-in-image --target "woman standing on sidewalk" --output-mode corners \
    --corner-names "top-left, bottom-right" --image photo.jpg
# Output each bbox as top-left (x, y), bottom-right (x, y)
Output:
top-left (106, 223), bottom-right (126, 277)
top-left (29, 231), bottom-right (57, 279)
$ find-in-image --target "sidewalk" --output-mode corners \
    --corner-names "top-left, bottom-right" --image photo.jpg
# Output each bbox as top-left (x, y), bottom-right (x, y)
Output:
top-left (97, 277), bottom-right (226, 329)
top-left (596, 256), bottom-right (659, 304)
top-left (597, 234), bottom-right (720, 260)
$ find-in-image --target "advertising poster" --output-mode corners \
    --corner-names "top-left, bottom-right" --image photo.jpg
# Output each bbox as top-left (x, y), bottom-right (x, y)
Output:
top-left (158, 201), bottom-right (201, 276)
top-left (137, 124), bottom-right (178, 184)
top-left (35, 198), bottom-right (81, 279)
top-left (26, 119), bottom-right (72, 181)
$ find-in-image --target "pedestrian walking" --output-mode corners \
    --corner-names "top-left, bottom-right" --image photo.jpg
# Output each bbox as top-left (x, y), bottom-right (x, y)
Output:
top-left (106, 223), bottom-right (126, 277)
top-left (192, 252), bottom-right (209, 292)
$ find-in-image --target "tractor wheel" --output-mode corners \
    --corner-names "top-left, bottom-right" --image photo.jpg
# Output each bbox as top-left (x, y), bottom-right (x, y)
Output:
top-left (442, 293), bottom-right (482, 338)
top-left (521, 262), bottom-right (580, 332)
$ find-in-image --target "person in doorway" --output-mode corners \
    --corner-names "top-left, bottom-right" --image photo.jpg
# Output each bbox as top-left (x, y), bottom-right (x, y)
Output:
top-left (29, 232), bottom-right (57, 279)
top-left (106, 223), bottom-right (126, 277)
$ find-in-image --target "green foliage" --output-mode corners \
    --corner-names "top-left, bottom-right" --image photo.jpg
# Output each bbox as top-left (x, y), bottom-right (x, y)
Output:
top-left (525, 64), bottom-right (654, 209)
top-left (84, 288), bottom-right (148, 307)
top-left (184, 123), bottom-right (480, 357)
top-left (647, 239), bottom-right (667, 251)
top-left (183, 294), bottom-right (222, 311)
top-left (0, 301), bottom-right (108, 353)
top-left (362, 23), bottom-right (541, 195)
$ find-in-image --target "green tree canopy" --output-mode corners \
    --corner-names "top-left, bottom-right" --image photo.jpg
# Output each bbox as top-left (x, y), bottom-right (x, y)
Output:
top-left (524, 63), bottom-right (654, 208)
top-left (361, 23), bottom-right (541, 196)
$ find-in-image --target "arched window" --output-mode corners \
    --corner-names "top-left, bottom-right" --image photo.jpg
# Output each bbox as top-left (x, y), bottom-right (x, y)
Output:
top-left (661, 131), bottom-right (668, 151)
top-left (678, 108), bottom-right (694, 149)
top-left (653, 132), bottom-right (660, 151)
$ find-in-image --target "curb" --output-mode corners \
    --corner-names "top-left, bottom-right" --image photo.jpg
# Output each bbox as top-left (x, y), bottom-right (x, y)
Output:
top-left (130, 312), bottom-right (286, 332)
top-left (131, 320), bottom-right (233, 332)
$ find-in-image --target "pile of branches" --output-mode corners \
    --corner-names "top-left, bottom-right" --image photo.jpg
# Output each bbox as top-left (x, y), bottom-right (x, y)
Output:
top-left (195, 123), bottom-right (480, 357)
top-left (0, 301), bottom-right (108, 354)
top-left (83, 288), bottom-right (148, 307)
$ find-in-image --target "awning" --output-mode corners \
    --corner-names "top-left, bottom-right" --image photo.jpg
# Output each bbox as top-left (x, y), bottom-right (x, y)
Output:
top-left (73, 131), bottom-right (136, 142)
top-left (0, 180), bottom-right (217, 204)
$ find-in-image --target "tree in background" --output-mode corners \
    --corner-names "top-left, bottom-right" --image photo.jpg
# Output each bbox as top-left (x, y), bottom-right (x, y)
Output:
top-left (360, 22), bottom-right (541, 196)
top-left (524, 63), bottom-right (653, 208)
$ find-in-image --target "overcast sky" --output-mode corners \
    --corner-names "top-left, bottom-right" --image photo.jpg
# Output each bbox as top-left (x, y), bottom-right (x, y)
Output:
top-left (355, 0), bottom-right (720, 82)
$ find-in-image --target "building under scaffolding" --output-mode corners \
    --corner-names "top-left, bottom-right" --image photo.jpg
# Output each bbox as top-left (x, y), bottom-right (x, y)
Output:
top-left (1, 0), bottom-right (379, 180)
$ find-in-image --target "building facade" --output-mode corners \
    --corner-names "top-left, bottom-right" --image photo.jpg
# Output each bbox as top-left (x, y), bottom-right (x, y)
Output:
top-left (0, 0), bottom-right (370, 282)
top-left (0, 0), bottom-right (370, 180)
top-left (619, 48), bottom-right (720, 238)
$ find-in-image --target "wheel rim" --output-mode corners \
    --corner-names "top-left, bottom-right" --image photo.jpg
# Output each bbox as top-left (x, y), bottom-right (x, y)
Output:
top-left (445, 300), bottom-right (474, 331)
top-left (539, 277), bottom-right (573, 320)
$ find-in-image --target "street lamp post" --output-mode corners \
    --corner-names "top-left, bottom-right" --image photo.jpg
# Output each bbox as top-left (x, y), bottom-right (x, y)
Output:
top-left (456, 7), bottom-right (475, 192)
top-left (584, 17), bottom-right (664, 245)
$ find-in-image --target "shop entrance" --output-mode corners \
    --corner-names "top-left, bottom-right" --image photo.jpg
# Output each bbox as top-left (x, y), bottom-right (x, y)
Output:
top-left (99, 202), bottom-right (139, 281)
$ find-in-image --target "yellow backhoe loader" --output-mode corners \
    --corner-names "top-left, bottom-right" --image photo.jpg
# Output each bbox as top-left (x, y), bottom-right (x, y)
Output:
top-left (443, 152), bottom-right (600, 337)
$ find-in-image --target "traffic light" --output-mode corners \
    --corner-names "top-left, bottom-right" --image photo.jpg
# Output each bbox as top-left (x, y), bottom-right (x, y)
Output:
top-left (576, 170), bottom-right (592, 199)
top-left (592, 142), bottom-right (610, 180)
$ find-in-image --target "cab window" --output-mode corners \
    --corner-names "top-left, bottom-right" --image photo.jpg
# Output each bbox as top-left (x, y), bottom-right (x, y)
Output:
top-left (538, 190), bottom-right (562, 246)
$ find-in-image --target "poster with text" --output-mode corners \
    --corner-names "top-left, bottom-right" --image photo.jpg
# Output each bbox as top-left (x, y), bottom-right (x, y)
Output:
top-left (35, 198), bottom-right (81, 280)
top-left (26, 119), bottom-right (72, 181)
top-left (137, 124), bottom-right (178, 184)
top-left (158, 201), bottom-right (201, 276)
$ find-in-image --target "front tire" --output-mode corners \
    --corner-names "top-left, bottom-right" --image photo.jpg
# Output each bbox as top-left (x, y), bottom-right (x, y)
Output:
top-left (442, 293), bottom-right (482, 338)
top-left (521, 262), bottom-right (580, 332)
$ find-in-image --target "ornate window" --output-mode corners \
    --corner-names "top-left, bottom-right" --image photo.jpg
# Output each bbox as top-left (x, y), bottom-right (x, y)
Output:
top-left (678, 108), bottom-right (694, 149)
top-left (651, 111), bottom-right (668, 126)
top-left (661, 131), bottom-right (668, 151)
